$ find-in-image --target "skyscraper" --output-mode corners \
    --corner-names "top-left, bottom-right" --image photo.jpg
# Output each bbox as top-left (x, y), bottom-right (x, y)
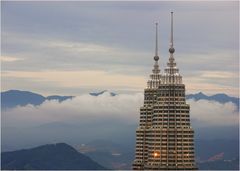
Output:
top-left (132, 12), bottom-right (197, 170)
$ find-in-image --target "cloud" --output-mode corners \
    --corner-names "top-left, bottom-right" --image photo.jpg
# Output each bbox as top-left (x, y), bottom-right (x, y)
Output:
top-left (2, 92), bottom-right (143, 127)
top-left (1, 30), bottom-right (238, 96)
top-left (1, 32), bottom-right (151, 73)
top-left (2, 70), bottom-right (146, 90)
top-left (48, 41), bottom-right (114, 53)
top-left (1, 56), bottom-right (24, 62)
top-left (199, 71), bottom-right (237, 79)
top-left (188, 99), bottom-right (239, 127)
top-left (2, 92), bottom-right (238, 128)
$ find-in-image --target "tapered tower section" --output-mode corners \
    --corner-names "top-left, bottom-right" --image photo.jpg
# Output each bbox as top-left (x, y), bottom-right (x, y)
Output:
top-left (132, 22), bottom-right (162, 170)
top-left (132, 12), bottom-right (197, 170)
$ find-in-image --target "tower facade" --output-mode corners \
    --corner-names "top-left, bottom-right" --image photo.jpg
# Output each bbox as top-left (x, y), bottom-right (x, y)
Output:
top-left (132, 12), bottom-right (197, 170)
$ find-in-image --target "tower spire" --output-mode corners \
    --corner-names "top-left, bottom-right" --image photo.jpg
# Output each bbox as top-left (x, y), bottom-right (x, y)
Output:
top-left (169, 12), bottom-right (175, 54)
top-left (164, 11), bottom-right (181, 84)
top-left (152, 22), bottom-right (160, 75)
top-left (154, 22), bottom-right (159, 61)
top-left (155, 22), bottom-right (158, 57)
top-left (147, 22), bottom-right (161, 89)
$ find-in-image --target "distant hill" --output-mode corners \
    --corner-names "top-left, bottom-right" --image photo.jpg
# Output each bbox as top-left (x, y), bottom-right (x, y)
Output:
top-left (1, 90), bottom-right (74, 109)
top-left (1, 143), bottom-right (105, 170)
top-left (195, 139), bottom-right (239, 161)
top-left (197, 157), bottom-right (239, 170)
top-left (89, 90), bottom-right (117, 96)
top-left (1, 90), bottom-right (46, 109)
top-left (186, 92), bottom-right (239, 109)
top-left (77, 139), bottom-right (134, 170)
top-left (46, 95), bottom-right (74, 102)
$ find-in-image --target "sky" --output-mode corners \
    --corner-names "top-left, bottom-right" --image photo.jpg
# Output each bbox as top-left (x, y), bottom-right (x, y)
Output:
top-left (1, 1), bottom-right (239, 96)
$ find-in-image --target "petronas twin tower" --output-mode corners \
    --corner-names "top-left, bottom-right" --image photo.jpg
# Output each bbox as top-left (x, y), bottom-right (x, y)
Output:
top-left (132, 12), bottom-right (197, 170)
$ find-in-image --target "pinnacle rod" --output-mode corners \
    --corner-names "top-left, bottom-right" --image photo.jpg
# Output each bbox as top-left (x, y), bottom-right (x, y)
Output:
top-left (171, 12), bottom-right (173, 47)
top-left (155, 22), bottom-right (158, 57)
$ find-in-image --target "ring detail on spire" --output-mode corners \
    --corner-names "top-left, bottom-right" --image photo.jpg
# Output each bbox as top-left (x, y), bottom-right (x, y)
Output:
top-left (169, 47), bottom-right (175, 53)
top-left (154, 55), bottom-right (159, 61)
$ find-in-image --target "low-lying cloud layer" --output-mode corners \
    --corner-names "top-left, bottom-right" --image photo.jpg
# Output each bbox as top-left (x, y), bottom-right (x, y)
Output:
top-left (2, 92), bottom-right (239, 151)
top-left (188, 99), bottom-right (238, 127)
top-left (2, 92), bottom-right (238, 128)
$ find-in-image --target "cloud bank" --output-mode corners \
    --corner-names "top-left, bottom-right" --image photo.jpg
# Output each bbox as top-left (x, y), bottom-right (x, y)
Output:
top-left (2, 92), bottom-right (238, 128)
top-left (2, 92), bottom-right (239, 151)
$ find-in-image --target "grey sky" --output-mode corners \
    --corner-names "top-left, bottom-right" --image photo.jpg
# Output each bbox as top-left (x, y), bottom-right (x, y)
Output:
top-left (1, 1), bottom-right (239, 96)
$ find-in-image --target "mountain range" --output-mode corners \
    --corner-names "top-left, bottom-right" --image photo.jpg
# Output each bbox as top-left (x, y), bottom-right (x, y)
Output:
top-left (186, 92), bottom-right (239, 109)
top-left (1, 89), bottom-right (239, 110)
top-left (1, 143), bottom-right (105, 170)
top-left (1, 90), bottom-right (73, 109)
